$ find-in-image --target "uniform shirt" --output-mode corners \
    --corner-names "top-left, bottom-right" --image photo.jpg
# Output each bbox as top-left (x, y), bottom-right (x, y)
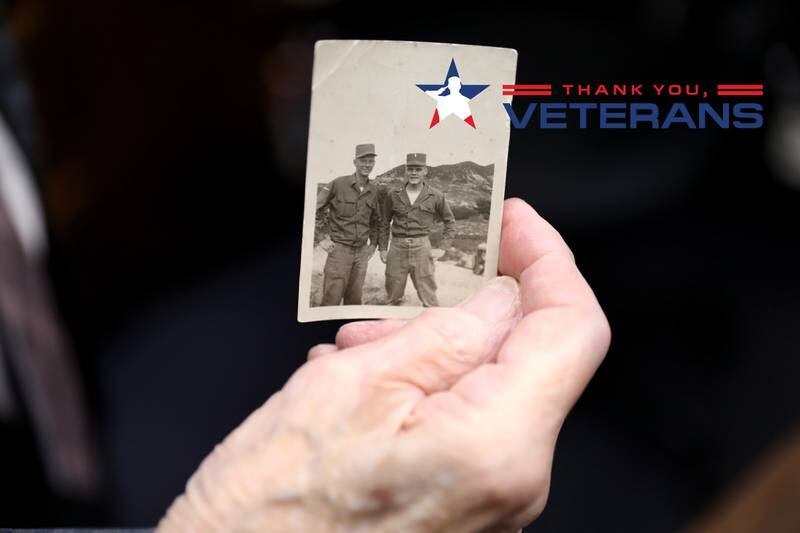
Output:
top-left (316, 173), bottom-right (381, 248)
top-left (380, 182), bottom-right (455, 250)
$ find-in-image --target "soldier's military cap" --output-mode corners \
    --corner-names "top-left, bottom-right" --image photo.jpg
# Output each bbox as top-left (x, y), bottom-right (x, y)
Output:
top-left (406, 153), bottom-right (426, 166)
top-left (355, 144), bottom-right (377, 158)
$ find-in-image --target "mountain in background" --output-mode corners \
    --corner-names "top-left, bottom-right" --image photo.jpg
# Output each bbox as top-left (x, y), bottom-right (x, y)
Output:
top-left (374, 161), bottom-right (493, 211)
top-left (315, 161), bottom-right (493, 244)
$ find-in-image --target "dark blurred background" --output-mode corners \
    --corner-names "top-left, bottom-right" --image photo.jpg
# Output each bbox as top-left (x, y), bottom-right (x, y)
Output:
top-left (2, 0), bottom-right (799, 529)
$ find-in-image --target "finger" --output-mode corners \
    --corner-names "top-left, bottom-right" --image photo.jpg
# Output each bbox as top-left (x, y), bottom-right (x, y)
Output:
top-left (498, 198), bottom-right (586, 314)
top-left (336, 319), bottom-right (406, 349)
top-left (307, 343), bottom-right (339, 360)
top-left (342, 276), bottom-right (522, 395)
top-left (499, 199), bottom-right (609, 412)
top-left (455, 198), bottom-right (610, 427)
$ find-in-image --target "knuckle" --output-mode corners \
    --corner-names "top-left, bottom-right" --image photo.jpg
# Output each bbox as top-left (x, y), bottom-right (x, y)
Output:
top-left (558, 305), bottom-right (612, 364)
top-left (595, 312), bottom-right (612, 353)
top-left (449, 434), bottom-right (551, 516)
top-left (579, 306), bottom-right (612, 355)
top-left (495, 494), bottom-right (549, 532)
top-left (307, 354), bottom-right (349, 380)
top-left (525, 493), bottom-right (549, 522)
top-left (306, 343), bottom-right (326, 359)
top-left (291, 354), bottom-right (358, 391)
top-left (478, 459), bottom-right (551, 517)
top-left (510, 465), bottom-right (551, 511)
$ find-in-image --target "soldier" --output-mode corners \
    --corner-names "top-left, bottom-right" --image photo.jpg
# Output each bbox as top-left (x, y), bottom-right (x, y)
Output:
top-left (379, 153), bottom-right (455, 307)
top-left (316, 143), bottom-right (381, 306)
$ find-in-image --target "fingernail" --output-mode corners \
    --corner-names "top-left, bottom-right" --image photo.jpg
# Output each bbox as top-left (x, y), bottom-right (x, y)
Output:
top-left (460, 276), bottom-right (521, 323)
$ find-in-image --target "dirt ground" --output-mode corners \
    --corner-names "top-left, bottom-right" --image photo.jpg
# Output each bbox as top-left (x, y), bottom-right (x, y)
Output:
top-left (310, 245), bottom-right (485, 307)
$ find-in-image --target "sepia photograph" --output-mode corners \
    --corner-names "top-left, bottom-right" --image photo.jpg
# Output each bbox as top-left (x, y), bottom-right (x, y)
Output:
top-left (297, 40), bottom-right (517, 321)
top-left (3, 3), bottom-right (798, 531)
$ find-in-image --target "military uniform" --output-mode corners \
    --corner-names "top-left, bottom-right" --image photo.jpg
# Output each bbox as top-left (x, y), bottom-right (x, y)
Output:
top-left (316, 145), bottom-right (381, 306)
top-left (380, 154), bottom-right (455, 307)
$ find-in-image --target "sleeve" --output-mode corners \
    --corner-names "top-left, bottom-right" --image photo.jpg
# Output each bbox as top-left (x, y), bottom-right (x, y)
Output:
top-left (369, 193), bottom-right (381, 248)
top-left (437, 194), bottom-right (456, 243)
top-left (378, 188), bottom-right (392, 251)
top-left (315, 181), bottom-right (335, 243)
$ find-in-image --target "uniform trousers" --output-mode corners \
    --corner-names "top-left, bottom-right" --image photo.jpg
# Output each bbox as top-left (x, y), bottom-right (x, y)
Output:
top-left (385, 235), bottom-right (438, 307)
top-left (321, 242), bottom-right (372, 305)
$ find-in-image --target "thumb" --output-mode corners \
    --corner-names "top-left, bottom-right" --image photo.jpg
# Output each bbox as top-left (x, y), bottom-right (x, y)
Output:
top-left (344, 276), bottom-right (522, 395)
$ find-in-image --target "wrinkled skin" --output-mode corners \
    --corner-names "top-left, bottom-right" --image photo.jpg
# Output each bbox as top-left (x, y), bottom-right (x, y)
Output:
top-left (157, 199), bottom-right (611, 533)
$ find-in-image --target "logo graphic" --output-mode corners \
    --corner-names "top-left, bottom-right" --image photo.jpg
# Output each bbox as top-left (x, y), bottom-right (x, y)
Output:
top-left (501, 82), bottom-right (765, 129)
top-left (417, 59), bottom-right (489, 129)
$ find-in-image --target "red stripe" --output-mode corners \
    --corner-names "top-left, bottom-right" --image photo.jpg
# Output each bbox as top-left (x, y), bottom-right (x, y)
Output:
top-left (503, 91), bottom-right (552, 96)
top-left (717, 84), bottom-right (763, 89)
top-left (503, 84), bottom-right (552, 89)
top-left (717, 91), bottom-right (763, 96)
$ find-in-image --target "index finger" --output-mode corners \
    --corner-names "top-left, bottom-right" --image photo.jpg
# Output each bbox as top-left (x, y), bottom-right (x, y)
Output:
top-left (498, 198), bottom-right (595, 316)
top-left (498, 198), bottom-right (610, 410)
top-left (454, 198), bottom-right (610, 424)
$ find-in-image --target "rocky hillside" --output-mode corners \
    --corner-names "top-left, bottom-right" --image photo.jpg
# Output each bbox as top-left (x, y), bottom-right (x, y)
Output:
top-left (374, 161), bottom-right (493, 213)
top-left (315, 161), bottom-right (493, 248)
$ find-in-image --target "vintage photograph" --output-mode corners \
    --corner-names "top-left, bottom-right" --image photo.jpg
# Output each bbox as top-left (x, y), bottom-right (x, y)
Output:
top-left (298, 40), bottom-right (517, 321)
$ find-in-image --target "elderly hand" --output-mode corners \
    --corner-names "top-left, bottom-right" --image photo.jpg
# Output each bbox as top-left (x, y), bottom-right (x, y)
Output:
top-left (157, 198), bottom-right (610, 532)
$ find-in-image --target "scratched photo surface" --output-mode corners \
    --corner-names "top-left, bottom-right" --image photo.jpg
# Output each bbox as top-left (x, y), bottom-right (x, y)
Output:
top-left (297, 40), bottom-right (517, 322)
